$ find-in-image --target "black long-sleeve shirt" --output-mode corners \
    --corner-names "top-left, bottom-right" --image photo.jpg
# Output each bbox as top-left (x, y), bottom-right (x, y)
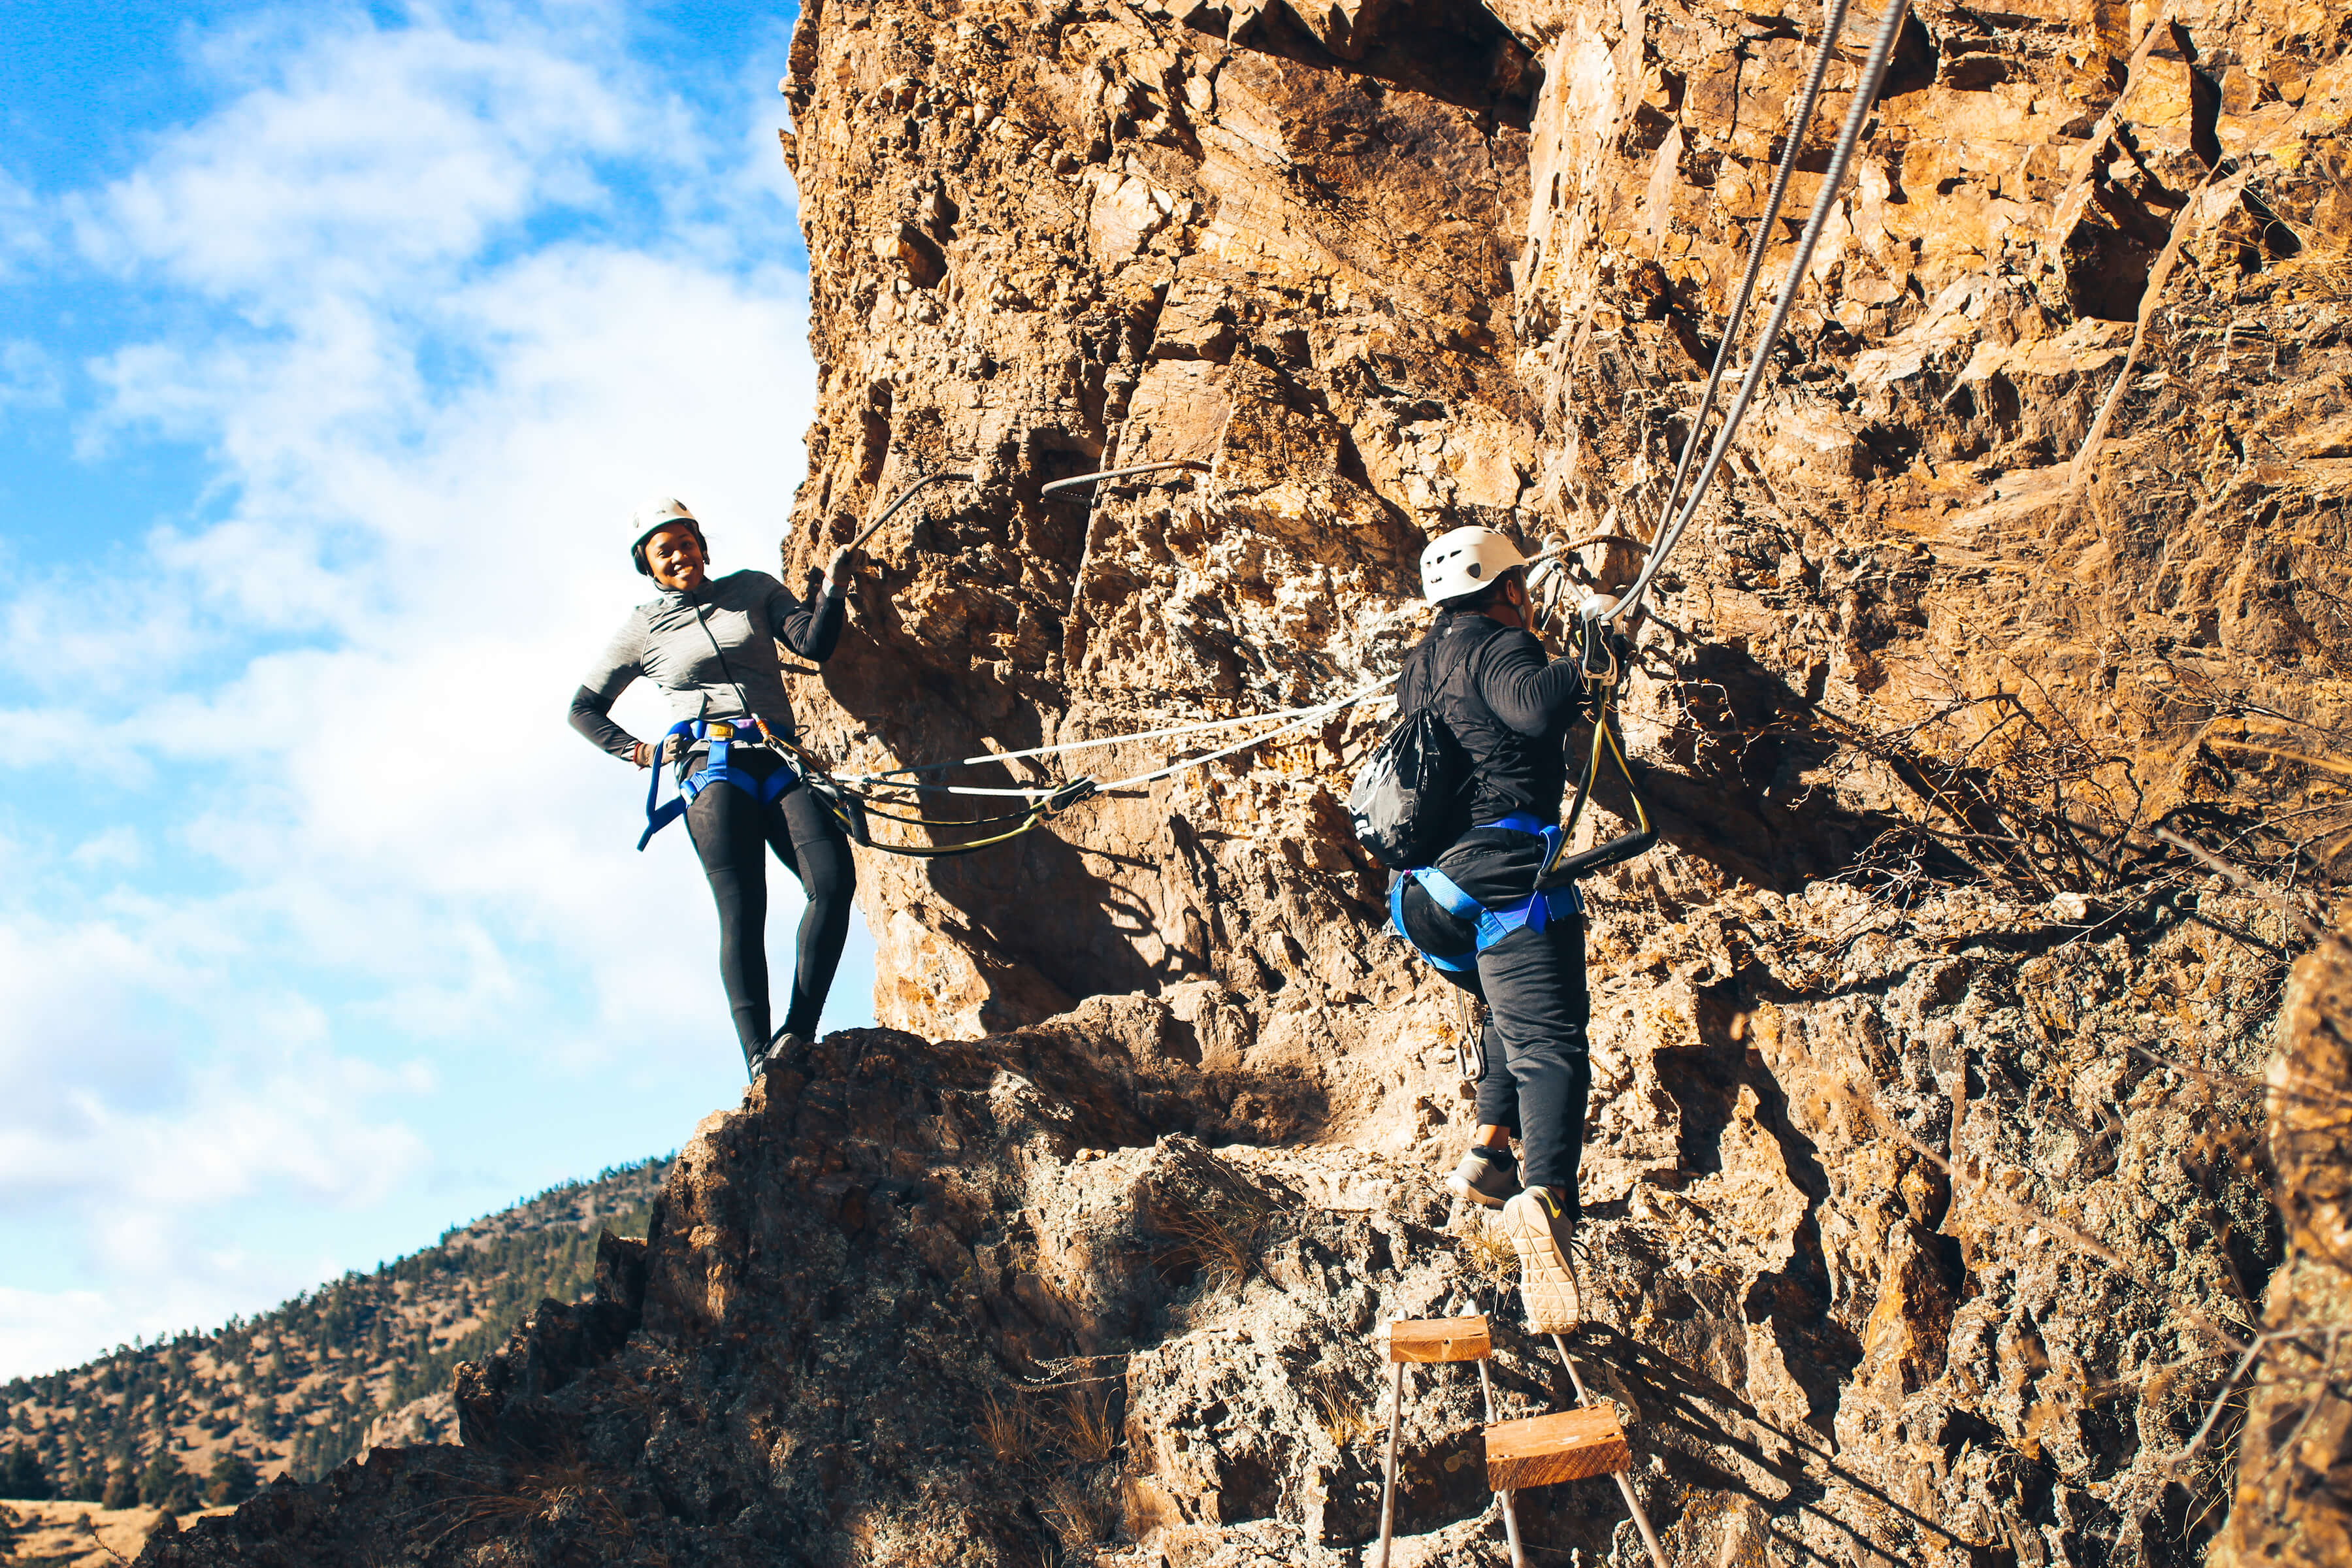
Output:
top-left (1396, 609), bottom-right (1590, 841)
top-left (569, 569), bottom-right (843, 760)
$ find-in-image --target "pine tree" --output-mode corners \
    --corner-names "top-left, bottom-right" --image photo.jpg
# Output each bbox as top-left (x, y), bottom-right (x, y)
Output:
top-left (205, 1452), bottom-right (259, 1508)
top-left (63, 1460), bottom-right (104, 1504)
top-left (137, 1450), bottom-right (195, 1511)
top-left (0, 1444), bottom-right (50, 1499)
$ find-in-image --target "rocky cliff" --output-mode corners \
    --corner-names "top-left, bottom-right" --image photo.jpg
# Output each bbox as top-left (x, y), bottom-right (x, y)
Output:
top-left (136, 0), bottom-right (2352, 1563)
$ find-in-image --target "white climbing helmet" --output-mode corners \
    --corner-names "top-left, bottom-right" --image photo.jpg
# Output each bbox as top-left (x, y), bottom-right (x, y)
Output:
top-left (629, 497), bottom-right (704, 575)
top-left (1419, 525), bottom-right (1528, 604)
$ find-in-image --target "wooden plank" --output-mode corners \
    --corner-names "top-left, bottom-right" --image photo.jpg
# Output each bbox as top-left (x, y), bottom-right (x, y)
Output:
top-left (1386, 1316), bottom-right (1492, 1364)
top-left (1484, 1407), bottom-right (1630, 1490)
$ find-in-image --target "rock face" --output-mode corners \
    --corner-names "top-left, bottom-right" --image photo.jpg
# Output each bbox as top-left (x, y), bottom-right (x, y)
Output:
top-left (2210, 904), bottom-right (2352, 1568)
top-left (141, 0), bottom-right (2352, 1563)
top-left (130, 1027), bottom-right (1550, 1565)
top-left (764, 0), bottom-right (2347, 1555)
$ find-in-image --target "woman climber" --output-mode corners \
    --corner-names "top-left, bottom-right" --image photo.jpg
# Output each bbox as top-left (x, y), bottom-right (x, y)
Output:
top-left (568, 498), bottom-right (857, 1081)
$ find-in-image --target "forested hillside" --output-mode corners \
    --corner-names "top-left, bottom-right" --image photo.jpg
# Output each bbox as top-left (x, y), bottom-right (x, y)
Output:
top-left (0, 1158), bottom-right (666, 1511)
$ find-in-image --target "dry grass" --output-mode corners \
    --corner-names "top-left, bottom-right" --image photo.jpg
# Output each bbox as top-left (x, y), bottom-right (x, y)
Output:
top-left (419, 1457), bottom-right (631, 1552)
top-left (1309, 1379), bottom-right (1380, 1449)
top-left (1046, 1384), bottom-right (1121, 1466)
top-left (977, 1391), bottom-right (1034, 1465)
top-left (1151, 1190), bottom-right (1270, 1287)
top-left (1038, 1475), bottom-right (1108, 1553)
top-left (1452, 1214), bottom-right (1520, 1296)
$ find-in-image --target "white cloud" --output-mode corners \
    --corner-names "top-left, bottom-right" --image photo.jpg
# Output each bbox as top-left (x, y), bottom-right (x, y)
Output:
top-left (0, 167), bottom-right (45, 280)
top-left (0, 1), bottom-right (838, 1376)
top-left (78, 9), bottom-right (653, 302)
top-left (68, 826), bottom-right (144, 870)
top-left (0, 1289), bottom-right (131, 1382)
top-left (0, 341), bottom-right (61, 412)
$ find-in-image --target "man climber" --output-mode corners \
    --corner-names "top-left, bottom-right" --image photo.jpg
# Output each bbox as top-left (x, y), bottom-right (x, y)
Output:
top-left (1391, 525), bottom-right (1597, 1332)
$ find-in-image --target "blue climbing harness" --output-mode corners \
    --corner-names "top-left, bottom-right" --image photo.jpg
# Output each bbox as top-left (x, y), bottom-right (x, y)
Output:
top-left (1388, 811), bottom-right (1585, 973)
top-left (638, 717), bottom-right (800, 851)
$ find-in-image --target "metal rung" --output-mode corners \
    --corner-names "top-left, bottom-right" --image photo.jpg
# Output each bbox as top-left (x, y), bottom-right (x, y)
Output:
top-left (1374, 1316), bottom-right (1524, 1568)
top-left (847, 470), bottom-right (975, 552)
top-left (1039, 459), bottom-right (1210, 497)
top-left (1551, 1334), bottom-right (1667, 1567)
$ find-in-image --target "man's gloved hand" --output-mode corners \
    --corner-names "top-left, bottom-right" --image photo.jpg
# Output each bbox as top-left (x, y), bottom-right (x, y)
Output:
top-left (823, 544), bottom-right (856, 586)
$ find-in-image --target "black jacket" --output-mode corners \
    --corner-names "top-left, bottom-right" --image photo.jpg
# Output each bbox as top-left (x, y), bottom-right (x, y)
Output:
top-left (1394, 609), bottom-right (1591, 843)
top-left (1394, 610), bottom-right (1593, 953)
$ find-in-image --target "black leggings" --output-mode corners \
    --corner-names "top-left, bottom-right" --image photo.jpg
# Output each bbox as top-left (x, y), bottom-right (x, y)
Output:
top-left (681, 750), bottom-right (857, 1068)
top-left (1416, 831), bottom-right (1593, 1209)
top-left (1450, 915), bottom-right (1592, 1207)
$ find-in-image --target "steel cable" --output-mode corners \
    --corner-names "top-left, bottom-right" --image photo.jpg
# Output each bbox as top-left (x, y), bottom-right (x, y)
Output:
top-left (1648, 0), bottom-right (1854, 540)
top-left (1613, 0), bottom-right (1915, 627)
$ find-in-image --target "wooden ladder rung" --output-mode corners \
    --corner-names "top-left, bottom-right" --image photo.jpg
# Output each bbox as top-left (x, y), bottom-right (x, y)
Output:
top-left (1484, 1405), bottom-right (1631, 1491)
top-left (1385, 1315), bottom-right (1492, 1363)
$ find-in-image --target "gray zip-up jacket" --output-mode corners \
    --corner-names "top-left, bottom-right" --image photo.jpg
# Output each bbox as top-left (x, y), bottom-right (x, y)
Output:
top-left (568, 569), bottom-right (844, 760)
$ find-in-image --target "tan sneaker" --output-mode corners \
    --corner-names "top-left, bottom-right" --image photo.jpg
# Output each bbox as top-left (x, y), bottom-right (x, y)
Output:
top-left (1501, 1185), bottom-right (1582, 1333)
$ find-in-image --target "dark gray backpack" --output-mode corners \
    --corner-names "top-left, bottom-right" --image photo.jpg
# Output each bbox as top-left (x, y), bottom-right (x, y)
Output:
top-left (1347, 704), bottom-right (1466, 870)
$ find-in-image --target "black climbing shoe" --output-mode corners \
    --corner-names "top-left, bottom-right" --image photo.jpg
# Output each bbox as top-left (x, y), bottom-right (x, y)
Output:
top-left (1446, 1145), bottom-right (1522, 1209)
top-left (751, 1029), bottom-right (813, 1081)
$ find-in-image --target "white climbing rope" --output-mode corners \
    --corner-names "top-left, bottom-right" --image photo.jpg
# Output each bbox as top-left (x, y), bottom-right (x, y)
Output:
top-left (840, 676), bottom-right (1395, 799)
top-left (1095, 676), bottom-right (1392, 792)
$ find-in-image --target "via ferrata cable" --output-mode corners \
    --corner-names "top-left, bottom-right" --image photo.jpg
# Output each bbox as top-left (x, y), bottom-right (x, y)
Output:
top-left (1648, 0), bottom-right (1853, 544)
top-left (1614, 0), bottom-right (1916, 629)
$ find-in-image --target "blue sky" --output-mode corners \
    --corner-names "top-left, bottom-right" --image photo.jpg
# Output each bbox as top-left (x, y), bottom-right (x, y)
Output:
top-left (0, 0), bottom-right (874, 1377)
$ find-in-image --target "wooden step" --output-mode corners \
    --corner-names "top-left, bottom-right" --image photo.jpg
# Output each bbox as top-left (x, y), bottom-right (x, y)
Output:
top-left (1384, 1315), bottom-right (1492, 1364)
top-left (1484, 1405), bottom-right (1630, 1490)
